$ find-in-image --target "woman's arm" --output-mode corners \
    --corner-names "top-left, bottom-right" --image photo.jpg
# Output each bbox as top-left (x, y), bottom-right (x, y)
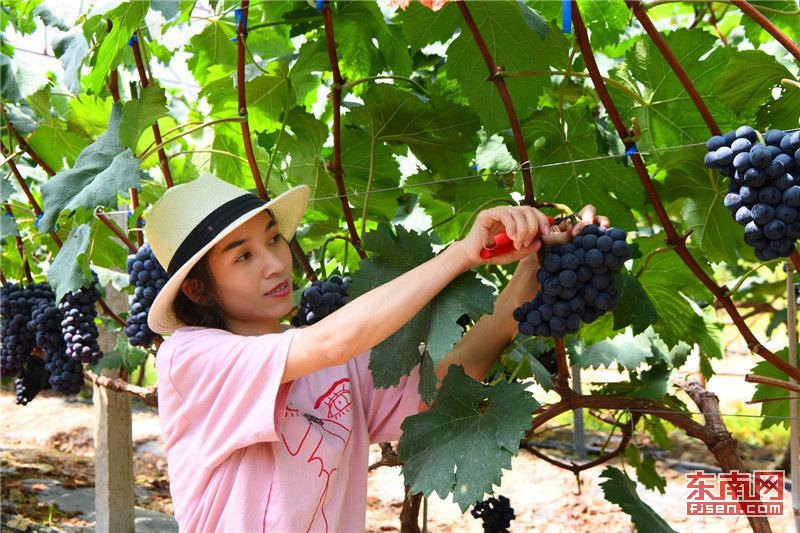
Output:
top-left (434, 205), bottom-right (610, 383)
top-left (283, 205), bottom-right (551, 383)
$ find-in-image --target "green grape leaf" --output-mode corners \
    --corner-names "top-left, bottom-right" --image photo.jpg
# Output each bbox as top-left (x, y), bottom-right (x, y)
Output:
top-left (31, 3), bottom-right (70, 31)
top-left (347, 84), bottom-right (480, 177)
top-left (40, 103), bottom-right (144, 232)
top-left (599, 467), bottom-right (678, 533)
top-left (67, 95), bottom-right (114, 138)
top-left (0, 53), bottom-right (49, 103)
top-left (51, 27), bottom-right (89, 95)
top-left (202, 72), bottom-right (289, 133)
top-left (525, 105), bottom-right (643, 230)
top-left (577, 0), bottom-right (632, 50)
top-left (571, 328), bottom-right (656, 371)
top-left (446, 2), bottom-right (568, 133)
top-left (89, 329), bottom-right (148, 374)
top-left (742, 1), bottom-right (800, 46)
top-left (750, 347), bottom-right (793, 430)
top-left (395, 0), bottom-right (461, 50)
top-left (27, 117), bottom-right (85, 171)
top-left (119, 85), bottom-right (169, 150)
top-left (82, 2), bottom-right (149, 94)
top-left (3, 105), bottom-right (37, 134)
top-left (656, 146), bottom-right (744, 264)
top-left (1, 211), bottom-right (19, 237)
top-left (713, 49), bottom-right (794, 115)
top-left (186, 20), bottom-right (237, 85)
top-left (612, 272), bottom-right (661, 335)
top-left (756, 74), bottom-right (800, 130)
top-left (636, 453), bottom-right (667, 495)
top-left (47, 223), bottom-right (93, 302)
top-left (349, 224), bottom-right (495, 399)
top-left (398, 365), bottom-right (539, 512)
top-left (608, 28), bottom-right (738, 149)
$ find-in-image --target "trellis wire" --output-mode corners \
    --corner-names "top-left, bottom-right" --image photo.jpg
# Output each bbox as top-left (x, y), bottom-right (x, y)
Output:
top-left (537, 404), bottom-right (800, 422)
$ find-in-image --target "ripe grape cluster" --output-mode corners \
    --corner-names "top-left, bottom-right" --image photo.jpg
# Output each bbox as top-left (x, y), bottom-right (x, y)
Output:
top-left (125, 243), bottom-right (168, 347)
top-left (513, 225), bottom-right (631, 339)
top-left (58, 274), bottom-right (103, 365)
top-left (14, 356), bottom-right (51, 406)
top-left (1, 282), bottom-right (50, 378)
top-left (471, 495), bottom-right (515, 533)
top-left (290, 275), bottom-right (352, 326)
top-left (704, 126), bottom-right (800, 260)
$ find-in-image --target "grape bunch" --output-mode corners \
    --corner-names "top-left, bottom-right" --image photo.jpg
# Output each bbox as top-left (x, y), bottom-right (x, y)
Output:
top-left (290, 275), bottom-right (352, 326)
top-left (513, 225), bottom-right (631, 339)
top-left (704, 126), bottom-right (800, 261)
top-left (58, 274), bottom-right (104, 365)
top-left (14, 356), bottom-right (51, 405)
top-left (1, 282), bottom-right (48, 378)
top-left (44, 346), bottom-right (85, 396)
top-left (28, 283), bottom-right (62, 354)
top-left (125, 243), bottom-right (168, 347)
top-left (470, 495), bottom-right (515, 533)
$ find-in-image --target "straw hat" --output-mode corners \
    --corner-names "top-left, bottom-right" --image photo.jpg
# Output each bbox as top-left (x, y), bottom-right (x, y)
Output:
top-left (145, 173), bottom-right (309, 334)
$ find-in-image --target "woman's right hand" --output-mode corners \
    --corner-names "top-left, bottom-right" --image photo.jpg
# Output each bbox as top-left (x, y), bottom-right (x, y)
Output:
top-left (458, 205), bottom-right (551, 267)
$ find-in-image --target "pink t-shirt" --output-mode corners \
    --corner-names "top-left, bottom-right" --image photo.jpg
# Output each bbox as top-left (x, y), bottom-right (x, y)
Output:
top-left (156, 326), bottom-right (421, 532)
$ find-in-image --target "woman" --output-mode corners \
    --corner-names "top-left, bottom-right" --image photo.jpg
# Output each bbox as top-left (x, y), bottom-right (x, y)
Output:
top-left (145, 172), bottom-right (604, 532)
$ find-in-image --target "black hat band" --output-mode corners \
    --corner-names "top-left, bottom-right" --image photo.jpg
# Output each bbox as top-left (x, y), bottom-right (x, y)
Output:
top-left (167, 194), bottom-right (266, 276)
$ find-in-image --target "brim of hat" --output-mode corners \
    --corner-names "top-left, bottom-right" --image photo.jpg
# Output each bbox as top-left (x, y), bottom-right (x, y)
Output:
top-left (147, 185), bottom-right (309, 335)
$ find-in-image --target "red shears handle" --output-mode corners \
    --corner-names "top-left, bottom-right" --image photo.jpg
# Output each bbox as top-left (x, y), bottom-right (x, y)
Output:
top-left (479, 216), bottom-right (556, 259)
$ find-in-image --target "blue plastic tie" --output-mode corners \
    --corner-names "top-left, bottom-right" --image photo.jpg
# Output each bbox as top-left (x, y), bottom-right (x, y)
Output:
top-left (625, 143), bottom-right (639, 156)
top-left (127, 34), bottom-right (139, 47)
top-left (3, 212), bottom-right (13, 217)
top-left (230, 9), bottom-right (247, 41)
top-left (562, 1), bottom-right (572, 34)
top-left (34, 213), bottom-right (43, 227)
top-left (136, 218), bottom-right (146, 227)
top-left (316, 0), bottom-right (325, 11)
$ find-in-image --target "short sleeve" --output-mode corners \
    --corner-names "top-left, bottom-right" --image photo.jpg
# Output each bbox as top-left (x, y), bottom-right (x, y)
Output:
top-left (354, 352), bottom-right (421, 443)
top-left (156, 327), bottom-right (298, 468)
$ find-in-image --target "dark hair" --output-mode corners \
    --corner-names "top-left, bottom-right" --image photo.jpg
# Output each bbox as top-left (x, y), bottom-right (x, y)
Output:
top-left (172, 255), bottom-right (227, 330)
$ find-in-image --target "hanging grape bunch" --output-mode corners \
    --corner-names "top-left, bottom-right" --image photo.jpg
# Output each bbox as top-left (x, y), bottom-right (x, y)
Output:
top-left (513, 225), bottom-right (632, 339)
top-left (470, 494), bottom-right (515, 533)
top-left (125, 243), bottom-right (169, 347)
top-left (0, 282), bottom-right (51, 378)
top-left (704, 126), bottom-right (800, 261)
top-left (290, 275), bottom-right (352, 326)
top-left (58, 272), bottom-right (104, 365)
top-left (14, 356), bottom-right (51, 406)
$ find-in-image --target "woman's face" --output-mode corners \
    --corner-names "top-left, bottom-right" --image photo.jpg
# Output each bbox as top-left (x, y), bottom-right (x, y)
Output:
top-left (203, 211), bottom-right (294, 335)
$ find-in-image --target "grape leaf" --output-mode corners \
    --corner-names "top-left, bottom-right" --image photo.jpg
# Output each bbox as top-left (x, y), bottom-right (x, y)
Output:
top-left (394, 0), bottom-right (461, 50)
top-left (26, 117), bottom-right (84, 171)
top-left (82, 2), bottom-right (148, 94)
top-left (636, 454), bottom-right (667, 495)
top-left (89, 330), bottom-right (148, 374)
top-left (446, 2), bottom-right (568, 133)
top-left (398, 365), bottom-right (539, 512)
top-left (713, 49), bottom-right (794, 115)
top-left (0, 53), bottom-right (49, 103)
top-left (40, 103), bottom-right (144, 232)
top-left (749, 347), bottom-right (793, 430)
top-left (50, 27), bottom-right (89, 95)
top-left (524, 105), bottom-right (643, 230)
top-left (599, 466), bottom-right (678, 533)
top-left (47, 223), bottom-right (93, 302)
top-left (1, 212), bottom-right (19, 238)
top-left (656, 146), bottom-right (745, 265)
top-left (349, 223), bottom-right (495, 398)
top-left (612, 272), bottom-right (661, 335)
top-left (742, 0), bottom-right (800, 46)
top-left (119, 85), bottom-right (169, 151)
top-left (577, 0), bottom-right (632, 51)
top-left (346, 84), bottom-right (480, 177)
top-left (185, 19), bottom-right (237, 85)
top-left (755, 78), bottom-right (800, 131)
top-left (571, 328), bottom-right (656, 371)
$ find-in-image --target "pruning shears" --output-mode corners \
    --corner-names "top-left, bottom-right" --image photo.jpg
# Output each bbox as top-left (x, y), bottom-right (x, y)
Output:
top-left (479, 213), bottom-right (577, 259)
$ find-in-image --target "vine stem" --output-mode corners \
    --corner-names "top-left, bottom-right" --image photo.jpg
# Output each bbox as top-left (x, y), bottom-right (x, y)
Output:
top-left (236, 0), bottom-right (267, 200)
top-left (455, 0), bottom-right (534, 206)
top-left (570, 2), bottom-right (800, 384)
top-left (322, 1), bottom-right (367, 260)
top-left (552, 338), bottom-right (571, 395)
top-left (95, 212), bottom-right (138, 254)
top-left (0, 107), bottom-right (56, 175)
top-left (130, 30), bottom-right (173, 187)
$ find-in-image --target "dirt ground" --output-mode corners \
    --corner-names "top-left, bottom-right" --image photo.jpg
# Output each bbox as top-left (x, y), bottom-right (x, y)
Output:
top-left (1, 349), bottom-right (797, 532)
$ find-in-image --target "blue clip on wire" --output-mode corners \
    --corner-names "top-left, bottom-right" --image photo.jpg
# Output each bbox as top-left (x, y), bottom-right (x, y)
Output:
top-left (316, 0), bottom-right (325, 11)
top-left (230, 9), bottom-right (247, 41)
top-left (34, 213), bottom-right (43, 227)
top-left (562, 1), bottom-right (572, 34)
top-left (127, 34), bottom-right (139, 47)
top-left (625, 143), bottom-right (639, 156)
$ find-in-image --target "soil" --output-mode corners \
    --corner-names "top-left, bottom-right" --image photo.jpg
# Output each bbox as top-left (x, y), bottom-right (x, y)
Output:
top-left (1, 349), bottom-right (797, 532)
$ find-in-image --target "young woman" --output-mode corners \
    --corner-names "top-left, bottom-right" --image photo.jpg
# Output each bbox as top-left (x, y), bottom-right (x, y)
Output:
top-left (145, 172), bottom-right (606, 532)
